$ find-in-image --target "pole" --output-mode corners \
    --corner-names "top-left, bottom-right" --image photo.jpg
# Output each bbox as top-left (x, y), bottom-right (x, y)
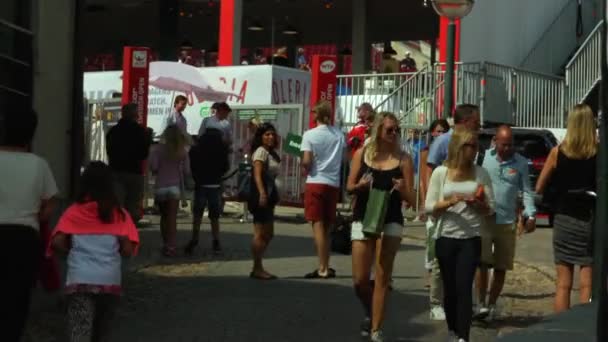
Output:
top-left (444, 19), bottom-right (456, 118)
top-left (271, 17), bottom-right (275, 65)
top-left (594, 2), bottom-right (608, 339)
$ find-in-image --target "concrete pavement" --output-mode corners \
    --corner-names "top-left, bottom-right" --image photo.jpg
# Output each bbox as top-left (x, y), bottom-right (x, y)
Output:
top-left (25, 205), bottom-right (558, 342)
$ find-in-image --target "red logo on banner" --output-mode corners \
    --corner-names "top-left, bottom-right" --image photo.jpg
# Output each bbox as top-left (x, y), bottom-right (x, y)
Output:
top-left (309, 55), bottom-right (338, 128)
top-left (122, 46), bottom-right (150, 127)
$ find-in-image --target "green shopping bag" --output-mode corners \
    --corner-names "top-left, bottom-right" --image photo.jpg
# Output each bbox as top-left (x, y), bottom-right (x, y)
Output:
top-left (362, 188), bottom-right (391, 236)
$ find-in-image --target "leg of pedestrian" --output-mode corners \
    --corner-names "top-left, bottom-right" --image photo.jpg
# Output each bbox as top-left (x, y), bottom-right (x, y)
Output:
top-left (66, 293), bottom-right (95, 342)
top-left (370, 234), bottom-right (401, 339)
top-left (186, 186), bottom-right (205, 255)
top-left (250, 216), bottom-right (277, 280)
top-left (92, 294), bottom-right (119, 342)
top-left (453, 237), bottom-right (481, 342)
top-left (429, 259), bottom-right (446, 321)
top-left (485, 223), bottom-right (517, 320)
top-left (351, 234), bottom-right (375, 337)
top-left (554, 263), bottom-right (574, 312)
top-left (124, 173), bottom-right (144, 224)
top-left (435, 237), bottom-right (459, 338)
top-left (578, 265), bottom-right (593, 304)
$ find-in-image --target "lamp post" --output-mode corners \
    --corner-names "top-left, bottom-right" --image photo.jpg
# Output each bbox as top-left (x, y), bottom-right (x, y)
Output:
top-left (431, 0), bottom-right (474, 118)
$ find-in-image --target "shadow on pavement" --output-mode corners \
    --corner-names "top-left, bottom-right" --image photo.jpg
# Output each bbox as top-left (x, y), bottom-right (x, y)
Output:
top-left (108, 273), bottom-right (434, 342)
top-left (129, 229), bottom-right (424, 269)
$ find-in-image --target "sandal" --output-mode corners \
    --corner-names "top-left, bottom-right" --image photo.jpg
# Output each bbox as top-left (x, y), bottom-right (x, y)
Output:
top-left (162, 246), bottom-right (177, 257)
top-left (249, 272), bottom-right (278, 280)
top-left (304, 268), bottom-right (336, 279)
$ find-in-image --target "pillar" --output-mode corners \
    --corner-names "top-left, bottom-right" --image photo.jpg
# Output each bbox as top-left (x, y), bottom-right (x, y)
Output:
top-left (218, 0), bottom-right (243, 66)
top-left (32, 0), bottom-right (78, 197)
top-left (159, 0), bottom-right (179, 61)
top-left (351, 0), bottom-right (369, 74)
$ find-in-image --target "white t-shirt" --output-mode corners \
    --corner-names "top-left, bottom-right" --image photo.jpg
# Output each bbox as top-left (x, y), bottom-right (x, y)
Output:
top-left (440, 180), bottom-right (482, 239)
top-left (198, 116), bottom-right (233, 148)
top-left (300, 125), bottom-right (345, 187)
top-left (0, 151), bottom-right (58, 230)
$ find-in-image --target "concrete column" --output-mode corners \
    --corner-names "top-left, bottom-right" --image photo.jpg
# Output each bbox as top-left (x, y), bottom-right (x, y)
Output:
top-left (218, 0), bottom-right (243, 66)
top-left (352, 0), bottom-right (369, 74)
top-left (32, 0), bottom-right (76, 198)
top-left (159, 0), bottom-right (179, 61)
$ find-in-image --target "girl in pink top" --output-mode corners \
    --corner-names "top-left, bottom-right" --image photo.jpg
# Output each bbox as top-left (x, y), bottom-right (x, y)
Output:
top-left (50, 162), bottom-right (139, 342)
top-left (149, 125), bottom-right (191, 256)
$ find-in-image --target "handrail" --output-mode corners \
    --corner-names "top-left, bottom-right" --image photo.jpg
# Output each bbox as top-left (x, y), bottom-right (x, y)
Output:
top-left (0, 18), bottom-right (33, 35)
top-left (520, 0), bottom-right (577, 66)
top-left (372, 65), bottom-right (431, 111)
top-left (336, 71), bottom-right (418, 78)
top-left (565, 20), bottom-right (604, 69)
top-left (483, 62), bottom-right (564, 80)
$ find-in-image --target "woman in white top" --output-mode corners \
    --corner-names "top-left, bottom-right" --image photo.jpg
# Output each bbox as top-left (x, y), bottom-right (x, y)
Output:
top-left (0, 109), bottom-right (58, 341)
top-left (425, 128), bottom-right (495, 342)
top-left (249, 123), bottom-right (281, 280)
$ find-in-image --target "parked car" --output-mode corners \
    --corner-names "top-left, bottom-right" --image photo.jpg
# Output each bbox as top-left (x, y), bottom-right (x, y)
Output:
top-left (478, 127), bottom-right (559, 226)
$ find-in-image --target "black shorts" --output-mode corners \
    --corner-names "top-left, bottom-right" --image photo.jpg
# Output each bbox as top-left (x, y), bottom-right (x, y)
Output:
top-left (192, 186), bottom-right (222, 220)
top-left (250, 206), bottom-right (275, 224)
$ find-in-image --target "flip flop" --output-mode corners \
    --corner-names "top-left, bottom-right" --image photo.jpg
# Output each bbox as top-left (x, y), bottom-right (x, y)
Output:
top-left (249, 272), bottom-right (278, 280)
top-left (304, 268), bottom-right (336, 279)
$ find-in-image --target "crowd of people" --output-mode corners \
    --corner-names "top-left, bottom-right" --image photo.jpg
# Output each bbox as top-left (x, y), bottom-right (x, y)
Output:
top-left (0, 97), bottom-right (598, 341)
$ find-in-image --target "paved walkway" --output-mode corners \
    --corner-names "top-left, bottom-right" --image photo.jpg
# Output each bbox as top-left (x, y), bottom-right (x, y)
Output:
top-left (25, 206), bottom-right (557, 342)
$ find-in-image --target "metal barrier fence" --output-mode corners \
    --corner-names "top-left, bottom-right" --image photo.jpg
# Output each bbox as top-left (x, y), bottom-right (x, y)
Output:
top-left (565, 20), bottom-right (604, 111)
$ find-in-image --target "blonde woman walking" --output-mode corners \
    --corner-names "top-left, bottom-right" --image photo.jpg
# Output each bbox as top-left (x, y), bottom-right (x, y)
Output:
top-left (536, 104), bottom-right (597, 313)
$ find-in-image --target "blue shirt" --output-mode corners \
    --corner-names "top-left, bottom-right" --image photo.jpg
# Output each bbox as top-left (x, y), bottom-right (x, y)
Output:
top-left (482, 149), bottom-right (536, 224)
top-left (427, 129), bottom-right (453, 168)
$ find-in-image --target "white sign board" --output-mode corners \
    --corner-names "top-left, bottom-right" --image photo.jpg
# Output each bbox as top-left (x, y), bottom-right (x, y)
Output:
top-left (83, 65), bottom-right (311, 136)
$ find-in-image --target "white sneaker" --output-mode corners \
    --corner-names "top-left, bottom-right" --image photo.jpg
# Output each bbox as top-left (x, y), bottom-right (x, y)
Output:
top-left (430, 305), bottom-right (446, 321)
top-left (473, 305), bottom-right (489, 320)
top-left (458, 339), bottom-right (467, 342)
top-left (487, 304), bottom-right (498, 321)
top-left (370, 330), bottom-right (385, 342)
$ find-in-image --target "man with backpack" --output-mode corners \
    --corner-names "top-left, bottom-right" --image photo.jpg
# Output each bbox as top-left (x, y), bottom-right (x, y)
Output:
top-left (185, 128), bottom-right (230, 255)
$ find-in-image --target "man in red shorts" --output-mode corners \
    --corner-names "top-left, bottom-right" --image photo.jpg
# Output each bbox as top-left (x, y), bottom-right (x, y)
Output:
top-left (301, 100), bottom-right (346, 279)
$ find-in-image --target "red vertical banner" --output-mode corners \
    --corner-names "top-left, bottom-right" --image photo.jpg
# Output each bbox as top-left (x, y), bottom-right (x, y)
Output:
top-left (218, 0), bottom-right (236, 66)
top-left (309, 55), bottom-right (338, 128)
top-left (121, 46), bottom-right (150, 127)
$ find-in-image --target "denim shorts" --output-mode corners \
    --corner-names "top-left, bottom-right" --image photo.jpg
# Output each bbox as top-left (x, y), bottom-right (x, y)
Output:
top-left (192, 186), bottom-right (222, 220)
top-left (155, 186), bottom-right (180, 202)
top-left (350, 221), bottom-right (404, 241)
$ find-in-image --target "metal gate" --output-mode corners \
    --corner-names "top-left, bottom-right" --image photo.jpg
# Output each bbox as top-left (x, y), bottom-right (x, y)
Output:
top-left (224, 104), bottom-right (306, 207)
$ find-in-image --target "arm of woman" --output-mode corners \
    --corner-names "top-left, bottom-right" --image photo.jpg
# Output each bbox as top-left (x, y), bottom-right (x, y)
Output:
top-left (399, 154), bottom-right (416, 206)
top-left (253, 159), bottom-right (268, 205)
top-left (476, 168), bottom-right (496, 216)
top-left (148, 147), bottom-right (159, 174)
top-left (39, 197), bottom-right (57, 224)
top-left (346, 148), bottom-right (367, 193)
top-left (425, 167), bottom-right (458, 217)
top-left (51, 232), bottom-right (71, 254)
top-left (419, 151), bottom-right (430, 207)
top-left (119, 236), bottom-right (135, 257)
top-left (535, 147), bottom-right (558, 194)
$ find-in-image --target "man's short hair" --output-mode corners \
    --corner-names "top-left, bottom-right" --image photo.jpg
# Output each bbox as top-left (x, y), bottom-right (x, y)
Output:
top-left (1, 109), bottom-right (38, 148)
top-left (453, 104), bottom-right (479, 124)
top-left (174, 95), bottom-right (188, 106)
top-left (215, 102), bottom-right (232, 112)
top-left (313, 100), bottom-right (332, 124)
top-left (121, 103), bottom-right (138, 120)
top-left (357, 102), bottom-right (374, 112)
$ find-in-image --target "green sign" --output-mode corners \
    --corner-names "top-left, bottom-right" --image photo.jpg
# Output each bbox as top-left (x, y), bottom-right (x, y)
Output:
top-left (237, 109), bottom-right (279, 121)
top-left (283, 133), bottom-right (303, 157)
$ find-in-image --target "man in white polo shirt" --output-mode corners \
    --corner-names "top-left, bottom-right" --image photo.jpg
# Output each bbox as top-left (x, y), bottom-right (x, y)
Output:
top-left (301, 100), bottom-right (346, 279)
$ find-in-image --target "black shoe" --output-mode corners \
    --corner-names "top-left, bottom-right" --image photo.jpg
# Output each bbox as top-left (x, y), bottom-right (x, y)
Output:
top-left (184, 240), bottom-right (198, 256)
top-left (212, 239), bottom-right (222, 255)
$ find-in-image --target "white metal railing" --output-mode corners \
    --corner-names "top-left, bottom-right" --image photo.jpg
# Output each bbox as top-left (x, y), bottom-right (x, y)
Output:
top-left (564, 20), bottom-right (604, 111)
top-left (336, 69), bottom-right (424, 125)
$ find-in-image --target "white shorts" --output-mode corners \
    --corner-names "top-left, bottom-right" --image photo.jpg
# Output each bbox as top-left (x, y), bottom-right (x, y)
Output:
top-left (351, 221), bottom-right (404, 241)
top-left (155, 186), bottom-right (181, 201)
